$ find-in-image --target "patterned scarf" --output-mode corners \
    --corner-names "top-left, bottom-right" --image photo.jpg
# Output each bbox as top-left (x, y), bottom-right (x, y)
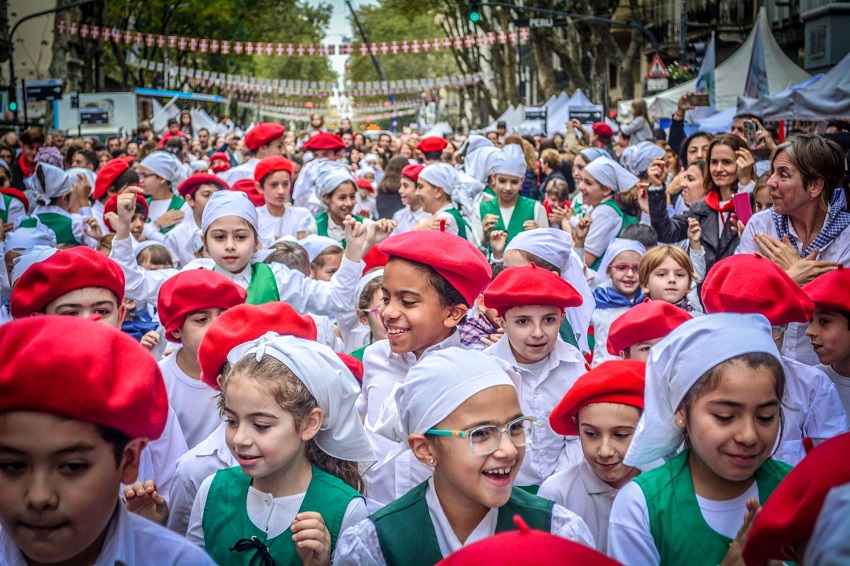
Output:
top-left (592, 285), bottom-right (646, 309)
top-left (771, 188), bottom-right (850, 258)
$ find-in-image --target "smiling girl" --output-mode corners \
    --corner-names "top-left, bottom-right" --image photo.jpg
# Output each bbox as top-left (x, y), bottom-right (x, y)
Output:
top-left (314, 162), bottom-right (367, 247)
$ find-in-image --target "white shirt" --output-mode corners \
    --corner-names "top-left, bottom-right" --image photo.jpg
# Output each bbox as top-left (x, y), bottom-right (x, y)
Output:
top-left (146, 197), bottom-right (192, 228)
top-left (187, 471), bottom-right (369, 547)
top-left (355, 193), bottom-right (379, 220)
top-left (0, 193), bottom-right (25, 225)
top-left (217, 157), bottom-right (259, 185)
top-left (590, 304), bottom-right (632, 367)
top-left (91, 199), bottom-right (110, 236)
top-left (31, 204), bottom-right (99, 248)
top-left (109, 235), bottom-right (364, 317)
top-left (0, 503), bottom-right (215, 566)
top-left (471, 199), bottom-right (548, 245)
top-left (141, 215), bottom-right (200, 268)
top-left (333, 476), bottom-right (596, 565)
top-left (737, 209), bottom-right (850, 365)
top-left (167, 423), bottom-right (235, 536)
top-left (484, 337), bottom-right (587, 485)
top-left (293, 157), bottom-right (330, 213)
top-left (538, 460), bottom-right (623, 553)
top-left (359, 334), bottom-right (463, 505)
top-left (818, 363), bottom-right (850, 417)
top-left (392, 206), bottom-right (430, 234)
top-left (310, 314), bottom-right (345, 353)
top-left (159, 350), bottom-right (222, 450)
top-left (584, 197), bottom-right (623, 258)
top-left (133, 405), bottom-right (187, 502)
top-left (607, 477), bottom-right (759, 565)
top-left (256, 204), bottom-right (317, 248)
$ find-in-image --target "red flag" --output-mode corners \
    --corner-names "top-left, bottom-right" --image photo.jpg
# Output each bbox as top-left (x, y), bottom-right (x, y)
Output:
top-left (189, 37), bottom-right (198, 51)
top-left (245, 42), bottom-right (254, 55)
top-left (58, 20), bottom-right (67, 34)
top-left (391, 41), bottom-right (399, 54)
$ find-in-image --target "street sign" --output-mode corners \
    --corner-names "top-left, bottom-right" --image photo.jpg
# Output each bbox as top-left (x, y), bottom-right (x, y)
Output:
top-left (515, 18), bottom-right (568, 28)
top-left (69, 91), bottom-right (79, 109)
top-left (24, 79), bottom-right (63, 102)
top-left (645, 78), bottom-right (670, 93)
top-left (646, 54), bottom-right (669, 79)
top-left (525, 106), bottom-right (548, 135)
top-left (79, 107), bottom-right (109, 125)
top-left (568, 107), bottom-right (603, 124)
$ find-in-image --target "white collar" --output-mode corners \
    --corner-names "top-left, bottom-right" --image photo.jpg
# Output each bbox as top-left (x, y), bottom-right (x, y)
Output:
top-left (425, 476), bottom-right (498, 557)
top-left (488, 334), bottom-right (585, 375)
top-left (384, 331), bottom-right (463, 365)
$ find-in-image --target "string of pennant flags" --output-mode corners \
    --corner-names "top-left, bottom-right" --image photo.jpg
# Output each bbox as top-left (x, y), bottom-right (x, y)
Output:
top-left (58, 19), bottom-right (529, 58)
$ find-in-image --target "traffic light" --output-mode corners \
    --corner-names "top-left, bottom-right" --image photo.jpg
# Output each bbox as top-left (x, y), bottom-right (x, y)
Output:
top-left (470, 1), bottom-right (482, 22)
top-left (8, 90), bottom-right (17, 113)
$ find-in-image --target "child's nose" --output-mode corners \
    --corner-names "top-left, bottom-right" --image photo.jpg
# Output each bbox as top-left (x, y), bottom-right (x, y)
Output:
top-left (25, 473), bottom-right (59, 511)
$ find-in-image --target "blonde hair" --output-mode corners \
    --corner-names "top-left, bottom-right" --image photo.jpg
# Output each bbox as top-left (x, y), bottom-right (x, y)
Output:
top-left (219, 355), bottom-right (364, 493)
top-left (638, 245), bottom-right (697, 288)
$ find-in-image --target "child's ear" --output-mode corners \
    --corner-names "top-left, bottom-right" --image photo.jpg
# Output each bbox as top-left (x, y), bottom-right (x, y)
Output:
top-left (253, 237), bottom-right (262, 253)
top-left (170, 329), bottom-right (182, 342)
top-left (116, 303), bottom-right (127, 327)
top-left (443, 303), bottom-right (469, 329)
top-left (674, 407), bottom-right (687, 430)
top-left (300, 407), bottom-right (323, 442)
top-left (119, 437), bottom-right (149, 484)
top-left (641, 284), bottom-right (650, 294)
top-left (620, 349), bottom-right (630, 359)
top-left (356, 310), bottom-right (369, 325)
top-left (409, 434), bottom-right (437, 467)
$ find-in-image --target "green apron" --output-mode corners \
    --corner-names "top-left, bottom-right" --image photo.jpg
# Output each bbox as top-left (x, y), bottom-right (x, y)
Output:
top-left (479, 195), bottom-right (538, 244)
top-left (146, 194), bottom-right (186, 234)
top-left (443, 208), bottom-right (471, 241)
top-left (245, 262), bottom-right (280, 305)
top-left (24, 212), bottom-right (78, 246)
top-left (315, 210), bottom-right (364, 249)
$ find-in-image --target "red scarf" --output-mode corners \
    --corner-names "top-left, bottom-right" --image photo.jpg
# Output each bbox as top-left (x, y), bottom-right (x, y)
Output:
top-left (704, 191), bottom-right (735, 213)
top-left (18, 154), bottom-right (36, 177)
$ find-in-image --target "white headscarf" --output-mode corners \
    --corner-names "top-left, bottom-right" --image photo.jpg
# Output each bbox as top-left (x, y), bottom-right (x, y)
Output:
top-left (299, 234), bottom-right (341, 262)
top-left (355, 166), bottom-right (377, 179)
top-left (625, 313), bottom-right (782, 467)
top-left (465, 146), bottom-right (500, 183)
top-left (200, 190), bottom-right (259, 234)
top-left (4, 219), bottom-right (57, 256)
top-left (506, 228), bottom-right (595, 352)
top-left (419, 163), bottom-right (459, 196)
top-left (620, 141), bottom-right (666, 177)
top-left (491, 143), bottom-right (528, 178)
top-left (314, 162), bottom-right (355, 200)
top-left (140, 151), bottom-right (183, 185)
top-left (25, 163), bottom-right (72, 205)
top-left (458, 134), bottom-right (494, 159)
top-left (226, 333), bottom-right (375, 463)
top-left (584, 156), bottom-right (639, 193)
top-left (354, 268), bottom-right (383, 306)
top-left (133, 240), bottom-right (170, 259)
top-left (11, 245), bottom-right (57, 285)
top-left (65, 167), bottom-right (98, 195)
top-left (579, 147), bottom-right (608, 163)
top-left (594, 238), bottom-right (646, 287)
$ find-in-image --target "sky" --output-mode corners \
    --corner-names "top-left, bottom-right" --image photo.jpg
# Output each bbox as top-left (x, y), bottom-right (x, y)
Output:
top-left (321, 0), bottom-right (359, 79)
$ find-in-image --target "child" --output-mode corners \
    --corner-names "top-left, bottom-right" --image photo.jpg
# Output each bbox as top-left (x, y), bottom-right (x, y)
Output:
top-left (355, 177), bottom-right (379, 219)
top-left (264, 240), bottom-right (311, 276)
top-left (361, 230), bottom-right (492, 505)
top-left (25, 162), bottom-right (100, 247)
top-left (638, 245), bottom-right (702, 313)
top-left (137, 151), bottom-right (190, 234)
top-left (482, 264), bottom-right (589, 487)
top-left (299, 234), bottom-right (345, 281)
top-left (104, 192), bottom-right (149, 243)
top-left (254, 155), bottom-right (316, 247)
top-left (751, 172), bottom-right (772, 213)
top-left (540, 360), bottom-right (646, 552)
top-left (91, 157), bottom-right (138, 233)
top-left (458, 279), bottom-right (503, 351)
top-left (3, 221), bottom-right (56, 286)
top-left (392, 163), bottom-right (430, 234)
top-left (804, 268), bottom-right (850, 414)
top-left (0, 185), bottom-right (27, 228)
top-left (157, 270), bottom-right (247, 449)
top-left (589, 238), bottom-right (647, 367)
top-left (349, 269), bottom-right (386, 360)
top-left (415, 162), bottom-right (477, 245)
top-left (135, 241), bottom-right (174, 270)
top-left (702, 254), bottom-right (850, 465)
top-left (0, 316), bottom-right (215, 565)
top-left (543, 178), bottom-right (571, 229)
top-left (334, 348), bottom-right (595, 563)
top-left (608, 313), bottom-right (791, 565)
top-left (314, 162), bottom-right (365, 246)
top-left (186, 334), bottom-right (375, 565)
top-left (475, 144), bottom-right (547, 246)
top-left (607, 300), bottom-right (692, 361)
top-left (109, 188), bottom-right (368, 312)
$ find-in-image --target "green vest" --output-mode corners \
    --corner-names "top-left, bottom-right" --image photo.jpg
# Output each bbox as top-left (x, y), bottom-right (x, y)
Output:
top-left (246, 262), bottom-right (280, 305)
top-left (202, 465), bottom-right (362, 565)
top-left (315, 210), bottom-right (364, 249)
top-left (590, 199), bottom-right (639, 271)
top-left (0, 193), bottom-right (12, 223)
top-left (146, 194), bottom-right (185, 234)
top-left (350, 345), bottom-right (367, 361)
top-left (443, 208), bottom-right (470, 241)
top-left (372, 480), bottom-right (553, 566)
top-left (483, 185), bottom-right (496, 198)
top-left (633, 450), bottom-right (790, 566)
top-left (559, 317), bottom-right (580, 349)
top-left (479, 195), bottom-right (537, 244)
top-left (32, 212), bottom-right (78, 246)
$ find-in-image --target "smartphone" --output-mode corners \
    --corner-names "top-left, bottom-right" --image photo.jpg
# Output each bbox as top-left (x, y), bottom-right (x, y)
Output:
top-left (743, 120), bottom-right (758, 149)
top-left (688, 93), bottom-right (711, 107)
top-left (732, 192), bottom-right (754, 226)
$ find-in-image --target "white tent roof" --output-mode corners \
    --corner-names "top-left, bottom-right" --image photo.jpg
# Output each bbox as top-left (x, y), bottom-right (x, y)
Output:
top-left (423, 121), bottom-right (454, 138)
top-left (481, 104), bottom-right (517, 132)
top-left (619, 9), bottom-right (810, 120)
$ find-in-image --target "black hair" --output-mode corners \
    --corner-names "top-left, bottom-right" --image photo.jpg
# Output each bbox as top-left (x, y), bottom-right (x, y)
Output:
top-left (167, 118), bottom-right (178, 126)
top-left (112, 168), bottom-right (140, 193)
top-left (75, 149), bottom-right (99, 170)
top-left (621, 223), bottom-right (658, 249)
top-left (422, 151), bottom-right (442, 161)
top-left (95, 424), bottom-right (131, 467)
top-left (678, 131), bottom-right (712, 168)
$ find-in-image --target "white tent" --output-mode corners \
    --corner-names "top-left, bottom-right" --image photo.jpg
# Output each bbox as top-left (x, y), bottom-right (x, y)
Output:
top-left (423, 121), bottom-right (454, 138)
top-left (618, 9), bottom-right (810, 121)
top-left (481, 104), bottom-right (516, 132)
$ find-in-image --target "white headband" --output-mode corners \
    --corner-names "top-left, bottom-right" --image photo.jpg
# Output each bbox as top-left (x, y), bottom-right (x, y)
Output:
top-left (354, 268), bottom-right (383, 307)
top-left (584, 156), bottom-right (639, 193)
top-left (314, 163), bottom-right (355, 199)
top-left (299, 234), bottom-right (342, 262)
top-left (201, 190), bottom-right (259, 234)
top-left (140, 151), bottom-right (183, 185)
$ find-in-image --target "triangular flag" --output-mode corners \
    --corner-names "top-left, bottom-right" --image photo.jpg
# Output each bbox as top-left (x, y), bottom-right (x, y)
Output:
top-left (744, 20), bottom-right (769, 98)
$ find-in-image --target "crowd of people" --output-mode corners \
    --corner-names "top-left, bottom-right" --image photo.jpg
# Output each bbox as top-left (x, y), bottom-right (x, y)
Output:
top-left (1, 92), bottom-right (850, 566)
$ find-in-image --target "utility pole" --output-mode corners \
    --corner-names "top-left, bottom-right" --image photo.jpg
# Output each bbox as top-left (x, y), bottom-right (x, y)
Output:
top-left (345, 0), bottom-right (396, 130)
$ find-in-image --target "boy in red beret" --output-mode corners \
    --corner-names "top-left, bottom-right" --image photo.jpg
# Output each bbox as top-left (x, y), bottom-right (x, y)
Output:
top-left (292, 132), bottom-right (346, 212)
top-left (91, 157), bottom-right (139, 233)
top-left (218, 122), bottom-right (286, 185)
top-left (360, 230), bottom-right (492, 505)
top-left (392, 163), bottom-right (430, 234)
top-left (540, 360), bottom-right (645, 553)
top-left (804, 267), bottom-right (850, 416)
top-left (482, 264), bottom-right (588, 489)
top-left (103, 192), bottom-right (148, 243)
top-left (156, 270), bottom-right (247, 449)
top-left (254, 155), bottom-right (316, 247)
top-left (0, 316), bottom-right (215, 565)
top-left (415, 136), bottom-right (448, 165)
top-left (606, 300), bottom-right (692, 361)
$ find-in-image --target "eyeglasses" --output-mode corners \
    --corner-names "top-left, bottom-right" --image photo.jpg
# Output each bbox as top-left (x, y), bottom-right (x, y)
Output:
top-left (771, 324), bottom-right (788, 340)
top-left (426, 416), bottom-right (535, 456)
top-left (609, 263), bottom-right (640, 274)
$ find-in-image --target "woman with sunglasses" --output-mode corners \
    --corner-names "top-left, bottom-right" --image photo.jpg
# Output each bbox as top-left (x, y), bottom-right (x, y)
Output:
top-left (334, 348), bottom-right (594, 565)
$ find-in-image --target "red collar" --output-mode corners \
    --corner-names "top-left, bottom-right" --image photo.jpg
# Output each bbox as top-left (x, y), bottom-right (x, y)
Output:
top-left (704, 191), bottom-right (735, 213)
top-left (18, 154), bottom-right (36, 177)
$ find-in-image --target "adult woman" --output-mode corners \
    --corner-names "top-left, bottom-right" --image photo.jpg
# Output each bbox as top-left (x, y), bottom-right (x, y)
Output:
top-left (646, 135), bottom-right (755, 272)
top-left (619, 99), bottom-right (654, 145)
top-left (375, 155), bottom-right (408, 219)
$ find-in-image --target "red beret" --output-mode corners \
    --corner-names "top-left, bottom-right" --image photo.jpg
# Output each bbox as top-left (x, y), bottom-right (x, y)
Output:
top-left (93, 157), bottom-right (130, 200)
top-left (231, 178), bottom-right (265, 207)
top-left (804, 266), bottom-right (850, 313)
top-left (438, 515), bottom-right (622, 566)
top-left (549, 360), bottom-right (646, 436)
top-left (702, 254), bottom-right (814, 325)
top-left (337, 352), bottom-right (364, 382)
top-left (198, 302), bottom-right (318, 388)
top-left (607, 300), bottom-right (692, 355)
top-left (484, 263), bottom-right (583, 317)
top-left (402, 163), bottom-right (424, 182)
top-left (178, 173), bottom-right (229, 197)
top-left (254, 155), bottom-right (294, 183)
top-left (742, 432), bottom-right (850, 565)
top-left (157, 270), bottom-right (247, 341)
top-left (244, 122), bottom-right (286, 151)
top-left (103, 193), bottom-right (149, 232)
top-left (592, 122), bottom-right (614, 140)
top-left (416, 137), bottom-right (448, 153)
top-left (355, 178), bottom-right (374, 192)
top-left (11, 247), bottom-right (125, 318)
top-left (0, 316), bottom-right (168, 439)
top-left (362, 246), bottom-right (388, 274)
top-left (0, 188), bottom-right (30, 213)
top-left (210, 152), bottom-right (229, 162)
top-left (379, 231), bottom-right (491, 307)
top-left (304, 132), bottom-right (345, 152)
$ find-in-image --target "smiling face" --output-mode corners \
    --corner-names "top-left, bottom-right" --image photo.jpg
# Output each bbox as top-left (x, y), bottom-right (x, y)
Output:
top-left (768, 151), bottom-right (818, 216)
top-left (203, 216), bottom-right (260, 274)
top-left (806, 308), bottom-right (850, 368)
top-left (607, 251), bottom-right (642, 298)
top-left (642, 256), bottom-right (691, 304)
top-left (398, 176), bottom-right (421, 209)
top-left (500, 305), bottom-right (564, 364)
top-left (578, 170), bottom-right (612, 207)
top-left (491, 173), bottom-right (523, 206)
top-left (416, 179), bottom-right (449, 214)
top-left (709, 144), bottom-right (738, 193)
top-left (43, 288), bottom-right (125, 328)
top-left (322, 182), bottom-right (357, 224)
top-left (681, 163), bottom-right (707, 206)
top-left (577, 402), bottom-right (641, 488)
top-left (258, 170), bottom-right (292, 215)
top-left (0, 412), bottom-right (143, 566)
